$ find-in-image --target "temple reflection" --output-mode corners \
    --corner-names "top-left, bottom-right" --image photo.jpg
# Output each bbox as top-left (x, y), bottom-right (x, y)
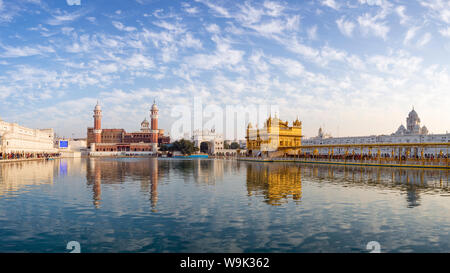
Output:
top-left (246, 163), bottom-right (302, 206)
top-left (86, 158), bottom-right (161, 210)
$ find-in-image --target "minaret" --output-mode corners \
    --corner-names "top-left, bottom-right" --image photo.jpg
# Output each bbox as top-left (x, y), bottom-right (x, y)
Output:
top-left (150, 100), bottom-right (159, 152)
top-left (93, 101), bottom-right (102, 144)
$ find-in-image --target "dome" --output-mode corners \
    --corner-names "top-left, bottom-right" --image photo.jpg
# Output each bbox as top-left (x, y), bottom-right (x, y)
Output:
top-left (420, 126), bottom-right (429, 135)
top-left (141, 118), bottom-right (149, 126)
top-left (293, 117), bottom-right (301, 127)
top-left (408, 108), bottom-right (419, 119)
top-left (395, 124), bottom-right (407, 135)
top-left (151, 99), bottom-right (158, 111)
top-left (94, 101), bottom-right (101, 111)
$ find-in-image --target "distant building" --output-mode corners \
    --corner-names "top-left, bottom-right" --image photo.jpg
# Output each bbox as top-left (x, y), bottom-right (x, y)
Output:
top-left (55, 138), bottom-right (88, 157)
top-left (86, 101), bottom-right (170, 155)
top-left (192, 129), bottom-right (224, 155)
top-left (303, 108), bottom-right (450, 155)
top-left (246, 115), bottom-right (302, 156)
top-left (393, 107), bottom-right (429, 135)
top-left (0, 116), bottom-right (56, 155)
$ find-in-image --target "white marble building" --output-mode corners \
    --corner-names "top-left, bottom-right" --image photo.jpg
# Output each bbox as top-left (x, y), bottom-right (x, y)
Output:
top-left (192, 129), bottom-right (224, 155)
top-left (0, 117), bottom-right (56, 154)
top-left (303, 109), bottom-right (449, 155)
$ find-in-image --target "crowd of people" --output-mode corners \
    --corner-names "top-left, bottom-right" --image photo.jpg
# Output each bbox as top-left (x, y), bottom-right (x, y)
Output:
top-left (0, 152), bottom-right (61, 160)
top-left (284, 153), bottom-right (449, 161)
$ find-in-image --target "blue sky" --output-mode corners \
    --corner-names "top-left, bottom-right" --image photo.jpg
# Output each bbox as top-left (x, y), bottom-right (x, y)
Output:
top-left (0, 0), bottom-right (449, 139)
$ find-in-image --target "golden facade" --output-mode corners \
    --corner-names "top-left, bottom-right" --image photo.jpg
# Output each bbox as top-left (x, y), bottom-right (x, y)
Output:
top-left (246, 116), bottom-right (302, 155)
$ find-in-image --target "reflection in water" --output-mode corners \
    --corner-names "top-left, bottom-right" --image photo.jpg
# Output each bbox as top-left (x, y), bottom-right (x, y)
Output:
top-left (150, 158), bottom-right (158, 211)
top-left (244, 162), bottom-right (449, 208)
top-left (2, 158), bottom-right (450, 253)
top-left (85, 158), bottom-right (161, 210)
top-left (301, 164), bottom-right (450, 208)
top-left (0, 158), bottom-right (86, 196)
top-left (246, 163), bottom-right (302, 206)
top-left (0, 161), bottom-right (55, 196)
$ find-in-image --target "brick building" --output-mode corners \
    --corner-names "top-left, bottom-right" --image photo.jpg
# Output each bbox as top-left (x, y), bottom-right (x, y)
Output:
top-left (87, 101), bottom-right (170, 154)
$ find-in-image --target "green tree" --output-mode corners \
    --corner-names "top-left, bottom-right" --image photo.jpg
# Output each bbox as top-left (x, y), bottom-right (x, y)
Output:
top-left (159, 144), bottom-right (169, 151)
top-left (171, 139), bottom-right (198, 155)
top-left (230, 142), bottom-right (240, 149)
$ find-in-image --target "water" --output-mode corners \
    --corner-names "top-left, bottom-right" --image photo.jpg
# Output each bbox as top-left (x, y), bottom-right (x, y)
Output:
top-left (0, 157), bottom-right (449, 253)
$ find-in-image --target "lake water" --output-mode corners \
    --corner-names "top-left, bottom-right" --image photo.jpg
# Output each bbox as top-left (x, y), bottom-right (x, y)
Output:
top-left (0, 157), bottom-right (449, 253)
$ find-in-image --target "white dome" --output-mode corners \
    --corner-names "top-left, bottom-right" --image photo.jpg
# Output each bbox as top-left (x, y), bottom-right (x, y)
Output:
top-left (94, 102), bottom-right (101, 111)
top-left (151, 101), bottom-right (158, 111)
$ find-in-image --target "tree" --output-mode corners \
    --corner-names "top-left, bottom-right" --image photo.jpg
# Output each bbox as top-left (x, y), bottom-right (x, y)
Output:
top-left (171, 139), bottom-right (198, 155)
top-left (230, 142), bottom-right (240, 149)
top-left (159, 144), bottom-right (170, 151)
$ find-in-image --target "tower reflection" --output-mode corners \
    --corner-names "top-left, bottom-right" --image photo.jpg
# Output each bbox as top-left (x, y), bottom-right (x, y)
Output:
top-left (86, 158), bottom-right (161, 210)
top-left (246, 163), bottom-right (302, 206)
top-left (150, 158), bottom-right (158, 211)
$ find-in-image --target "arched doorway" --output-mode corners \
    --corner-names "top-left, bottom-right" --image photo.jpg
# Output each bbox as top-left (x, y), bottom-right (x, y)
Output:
top-left (200, 142), bottom-right (210, 154)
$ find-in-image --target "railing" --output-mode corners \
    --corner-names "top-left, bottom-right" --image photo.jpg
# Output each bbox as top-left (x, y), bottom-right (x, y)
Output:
top-left (238, 156), bottom-right (450, 168)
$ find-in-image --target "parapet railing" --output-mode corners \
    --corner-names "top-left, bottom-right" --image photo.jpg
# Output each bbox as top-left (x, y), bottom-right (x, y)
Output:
top-left (238, 156), bottom-right (450, 168)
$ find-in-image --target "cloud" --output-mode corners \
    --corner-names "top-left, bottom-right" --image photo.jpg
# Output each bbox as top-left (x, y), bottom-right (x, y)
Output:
top-left (417, 32), bottom-right (431, 47)
top-left (122, 54), bottom-right (154, 69)
top-left (357, 13), bottom-right (389, 39)
top-left (307, 25), bottom-right (318, 40)
top-left (66, 0), bottom-right (81, 6)
top-left (420, 0), bottom-right (450, 24)
top-left (336, 17), bottom-right (355, 37)
top-left (403, 26), bottom-right (419, 45)
top-left (112, 21), bottom-right (136, 32)
top-left (263, 1), bottom-right (285, 17)
top-left (321, 0), bottom-right (340, 10)
top-left (439, 27), bottom-right (450, 37)
top-left (195, 0), bottom-right (230, 18)
top-left (0, 45), bottom-right (54, 58)
top-left (181, 32), bottom-right (202, 49)
top-left (269, 57), bottom-right (305, 77)
top-left (206, 23), bottom-right (220, 33)
top-left (395, 6), bottom-right (409, 25)
top-left (368, 51), bottom-right (422, 76)
top-left (184, 36), bottom-right (244, 70)
top-left (47, 9), bottom-right (87, 25)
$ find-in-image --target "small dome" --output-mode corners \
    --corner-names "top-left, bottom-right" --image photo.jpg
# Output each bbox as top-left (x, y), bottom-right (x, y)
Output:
top-left (395, 124), bottom-right (407, 135)
top-left (141, 118), bottom-right (149, 126)
top-left (420, 126), bottom-right (429, 135)
top-left (293, 117), bottom-right (301, 127)
top-left (151, 99), bottom-right (158, 111)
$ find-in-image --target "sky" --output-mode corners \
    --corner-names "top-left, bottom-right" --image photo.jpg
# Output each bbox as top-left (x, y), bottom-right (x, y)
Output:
top-left (0, 0), bottom-right (449, 139)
